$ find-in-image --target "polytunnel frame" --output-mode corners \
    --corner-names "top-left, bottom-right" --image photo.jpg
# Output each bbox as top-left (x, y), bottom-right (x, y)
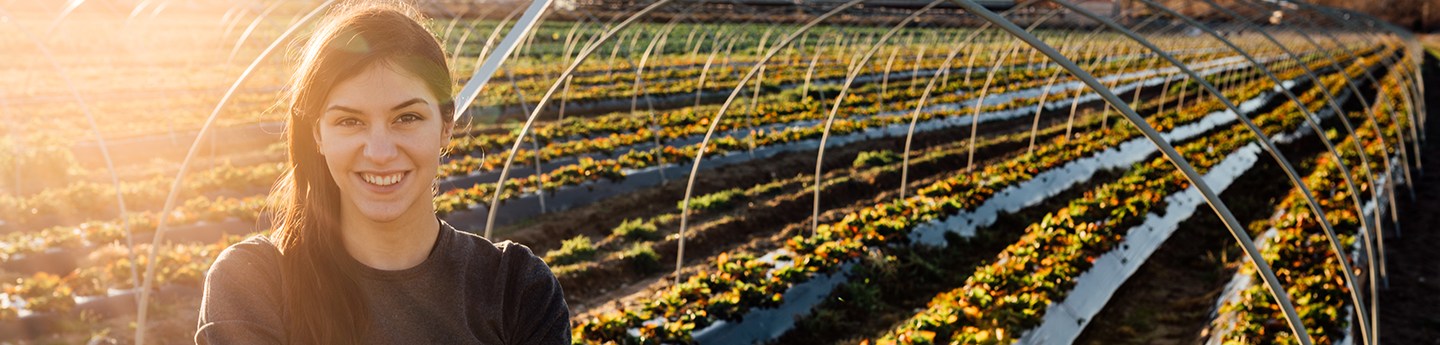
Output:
top-left (1274, 2), bottom-right (1412, 222)
top-left (1134, 1), bottom-right (1393, 343)
top-left (676, 0), bottom-right (1082, 282)
top-left (905, 5), bottom-right (1253, 207)
top-left (808, 0), bottom-right (951, 234)
top-left (670, 0), bottom-right (865, 285)
top-left (0, 2), bottom-right (140, 332)
top-left (1205, 0), bottom-right (1392, 312)
top-left (833, 5), bottom-right (1183, 232)
top-left (84, 0), bottom-right (1419, 343)
top-left (1230, 1), bottom-right (1405, 329)
top-left (1197, 0), bottom-right (1408, 331)
top-left (808, 0), bottom-right (1063, 236)
top-left (1057, 1), bottom-right (1381, 343)
top-left (1285, 1), bottom-right (1424, 225)
top-left (940, 0), bottom-right (1318, 343)
top-left (1117, 1), bottom-right (1411, 343)
top-left (1327, 23), bottom-right (1423, 227)
top-left (469, 4), bottom-right (1334, 336)
top-left (477, 0), bottom-right (667, 239)
top-left (1348, 11), bottom-right (1430, 168)
top-left (1304, 3), bottom-right (1428, 160)
top-left (1244, 2), bottom-right (1399, 220)
top-left (1274, 6), bottom-right (1427, 340)
top-left (901, 1), bottom-right (1107, 200)
top-left (1288, 0), bottom-right (1421, 273)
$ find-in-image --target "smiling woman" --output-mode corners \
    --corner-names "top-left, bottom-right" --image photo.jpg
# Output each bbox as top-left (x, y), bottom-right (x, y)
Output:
top-left (193, 2), bottom-right (570, 344)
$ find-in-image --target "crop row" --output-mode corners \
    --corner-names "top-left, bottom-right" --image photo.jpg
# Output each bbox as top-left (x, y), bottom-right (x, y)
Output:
top-left (873, 81), bottom-right (1342, 344)
top-left (1211, 66), bottom-right (1409, 344)
top-left (566, 50), bottom-right (1328, 343)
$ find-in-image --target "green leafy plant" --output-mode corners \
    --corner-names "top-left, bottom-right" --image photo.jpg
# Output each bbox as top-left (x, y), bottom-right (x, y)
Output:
top-left (620, 242), bottom-right (661, 273)
top-left (544, 235), bottom-right (597, 266)
top-left (612, 218), bottom-right (659, 241)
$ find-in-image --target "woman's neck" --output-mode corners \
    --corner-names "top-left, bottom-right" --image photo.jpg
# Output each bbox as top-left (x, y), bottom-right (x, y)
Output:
top-left (338, 201), bottom-right (441, 271)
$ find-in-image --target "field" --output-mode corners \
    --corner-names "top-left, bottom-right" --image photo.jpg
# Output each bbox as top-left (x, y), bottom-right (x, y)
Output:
top-left (0, 0), bottom-right (1430, 344)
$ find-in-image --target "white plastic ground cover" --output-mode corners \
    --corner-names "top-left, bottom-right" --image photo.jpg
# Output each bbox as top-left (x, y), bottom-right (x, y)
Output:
top-left (443, 59), bottom-right (1272, 228)
top-left (907, 78), bottom-right (1298, 246)
top-left (1016, 84), bottom-right (1355, 345)
top-left (681, 79), bottom-right (1306, 344)
top-left (1017, 142), bottom-right (1264, 345)
top-left (689, 261), bottom-right (855, 344)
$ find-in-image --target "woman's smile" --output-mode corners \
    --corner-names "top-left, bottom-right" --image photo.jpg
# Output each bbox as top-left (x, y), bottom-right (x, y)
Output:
top-left (356, 170), bottom-right (411, 192)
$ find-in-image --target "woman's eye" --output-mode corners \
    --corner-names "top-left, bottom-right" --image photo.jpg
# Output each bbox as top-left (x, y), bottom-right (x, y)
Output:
top-left (396, 113), bottom-right (423, 124)
top-left (337, 118), bottom-right (362, 127)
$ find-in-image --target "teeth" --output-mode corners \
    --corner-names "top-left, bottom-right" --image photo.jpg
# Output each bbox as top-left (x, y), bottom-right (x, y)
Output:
top-left (361, 172), bottom-right (404, 186)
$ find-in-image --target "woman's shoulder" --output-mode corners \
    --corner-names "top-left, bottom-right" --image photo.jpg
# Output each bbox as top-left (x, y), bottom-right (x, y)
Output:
top-left (443, 223), bottom-right (570, 343)
top-left (197, 234), bottom-right (285, 344)
top-left (225, 234), bottom-right (281, 256)
top-left (210, 235), bottom-right (282, 276)
top-left (203, 234), bottom-right (283, 300)
top-left (443, 223), bottom-right (559, 288)
top-left (446, 225), bottom-right (544, 268)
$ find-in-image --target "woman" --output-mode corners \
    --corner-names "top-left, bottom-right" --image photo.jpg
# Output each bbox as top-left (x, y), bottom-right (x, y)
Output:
top-left (195, 2), bottom-right (570, 344)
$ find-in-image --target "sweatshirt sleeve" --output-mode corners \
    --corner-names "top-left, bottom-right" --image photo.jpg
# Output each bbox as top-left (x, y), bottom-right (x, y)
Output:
top-left (195, 236), bottom-right (285, 345)
top-left (500, 242), bottom-right (572, 345)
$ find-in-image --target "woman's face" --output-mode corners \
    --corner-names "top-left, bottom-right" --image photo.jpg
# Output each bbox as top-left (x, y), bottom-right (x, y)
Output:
top-left (316, 62), bottom-right (450, 223)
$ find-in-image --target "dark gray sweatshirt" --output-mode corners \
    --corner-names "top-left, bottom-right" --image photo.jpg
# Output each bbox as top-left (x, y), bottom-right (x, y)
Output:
top-left (195, 219), bottom-right (570, 344)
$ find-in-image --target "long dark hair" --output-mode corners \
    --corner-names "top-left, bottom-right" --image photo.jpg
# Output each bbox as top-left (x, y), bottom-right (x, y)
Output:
top-left (265, 2), bottom-right (454, 343)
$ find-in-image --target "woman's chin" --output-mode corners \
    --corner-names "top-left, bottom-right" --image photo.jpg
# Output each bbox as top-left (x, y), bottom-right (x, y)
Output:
top-left (351, 202), bottom-right (412, 224)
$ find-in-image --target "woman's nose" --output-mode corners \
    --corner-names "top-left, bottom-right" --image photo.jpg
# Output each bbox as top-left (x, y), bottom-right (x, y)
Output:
top-left (362, 127), bottom-right (399, 164)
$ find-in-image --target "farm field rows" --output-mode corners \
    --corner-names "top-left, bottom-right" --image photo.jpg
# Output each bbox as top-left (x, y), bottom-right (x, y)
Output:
top-left (0, 1), bottom-right (1428, 344)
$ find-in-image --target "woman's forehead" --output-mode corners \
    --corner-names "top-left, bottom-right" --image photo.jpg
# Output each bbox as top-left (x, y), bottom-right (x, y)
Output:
top-left (324, 62), bottom-right (439, 113)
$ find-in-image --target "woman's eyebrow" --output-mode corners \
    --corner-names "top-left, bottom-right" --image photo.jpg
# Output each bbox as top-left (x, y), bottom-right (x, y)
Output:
top-left (325, 99), bottom-right (428, 114)
top-left (326, 104), bottom-right (363, 114)
top-left (391, 98), bottom-right (428, 111)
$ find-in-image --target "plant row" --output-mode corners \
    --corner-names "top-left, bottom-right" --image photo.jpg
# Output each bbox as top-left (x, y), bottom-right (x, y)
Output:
top-left (1211, 66), bottom-right (1409, 345)
top-left (567, 52), bottom-right (1315, 343)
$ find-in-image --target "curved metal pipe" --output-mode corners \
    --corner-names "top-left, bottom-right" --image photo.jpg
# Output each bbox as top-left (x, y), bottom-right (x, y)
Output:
top-left (477, 0), bottom-right (669, 240)
top-left (455, 0), bottom-right (555, 123)
top-left (1289, 3), bottom-right (1419, 206)
top-left (133, 2), bottom-right (338, 343)
top-left (674, 0), bottom-right (865, 284)
top-left (1322, 7), bottom-right (1427, 151)
top-left (1237, 5), bottom-right (1403, 338)
top-left (0, 3), bottom-right (137, 333)
top-left (1214, 0), bottom-right (1387, 275)
top-left (1195, 2), bottom-right (1388, 341)
top-left (1291, 2), bottom-right (1424, 309)
top-left (1084, 2), bottom-right (1376, 343)
top-left (902, 5), bottom-right (1134, 200)
top-left (1286, 6), bottom-right (1413, 202)
top-left (1208, 2), bottom-right (1413, 343)
top-left (946, 1), bottom-right (1315, 343)
top-left (810, 0), bottom-right (946, 233)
